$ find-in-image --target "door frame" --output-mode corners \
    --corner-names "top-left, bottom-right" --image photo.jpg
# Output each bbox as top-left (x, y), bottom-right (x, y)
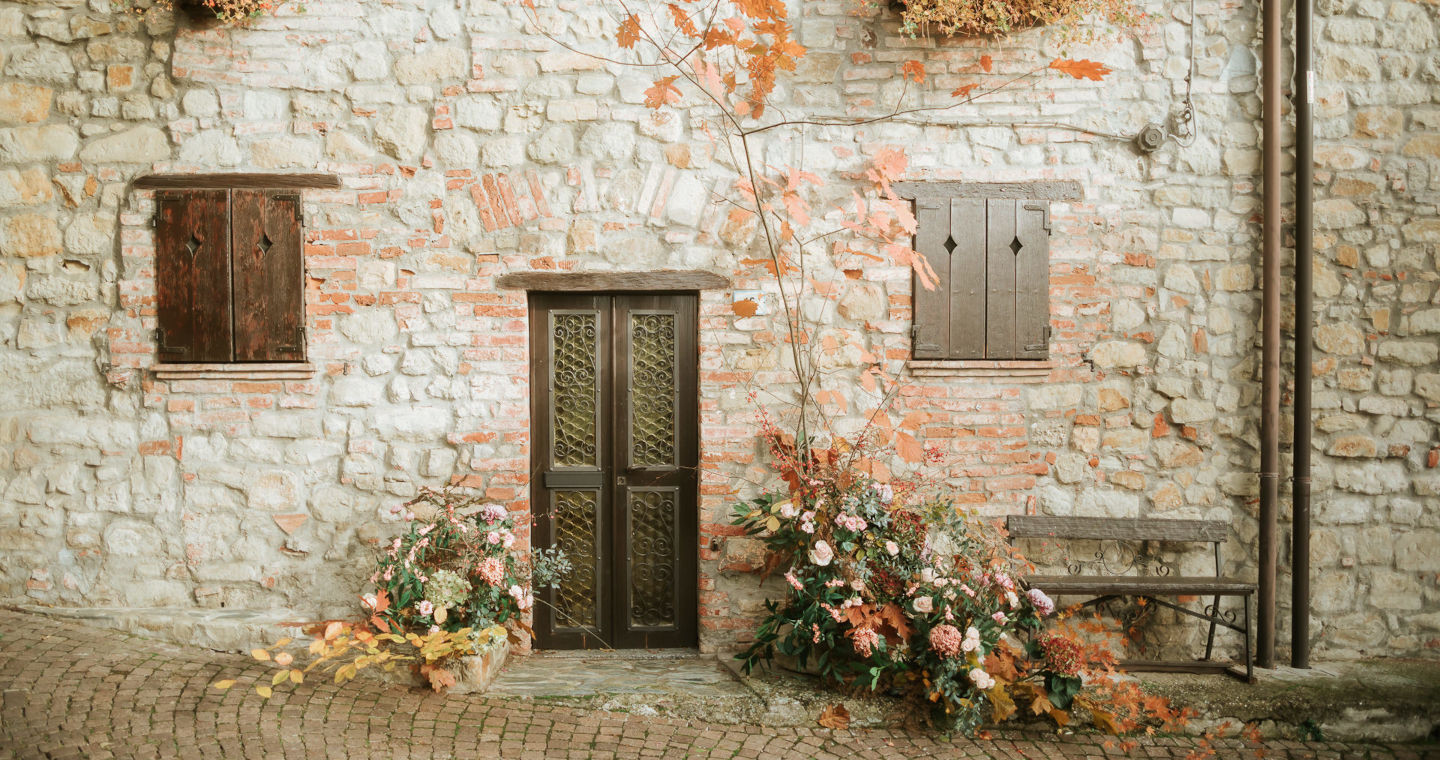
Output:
top-left (528, 291), bottom-right (700, 650)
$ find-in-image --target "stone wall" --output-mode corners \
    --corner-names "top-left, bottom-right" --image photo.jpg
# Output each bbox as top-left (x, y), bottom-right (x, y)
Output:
top-left (0, 0), bottom-right (1435, 658)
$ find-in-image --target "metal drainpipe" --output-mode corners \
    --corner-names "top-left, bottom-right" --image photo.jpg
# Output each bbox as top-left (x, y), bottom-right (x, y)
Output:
top-left (1258, 0), bottom-right (1283, 670)
top-left (1292, 0), bottom-right (1315, 670)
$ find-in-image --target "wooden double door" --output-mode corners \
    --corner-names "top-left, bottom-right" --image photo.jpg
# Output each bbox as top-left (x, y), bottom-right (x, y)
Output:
top-left (529, 293), bottom-right (699, 649)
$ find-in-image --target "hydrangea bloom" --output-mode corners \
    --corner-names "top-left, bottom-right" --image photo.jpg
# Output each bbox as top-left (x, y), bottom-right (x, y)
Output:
top-left (480, 504), bottom-right (507, 523)
top-left (850, 626), bottom-right (881, 658)
top-left (424, 569), bottom-right (472, 609)
top-left (477, 557), bottom-right (506, 586)
top-left (928, 624), bottom-right (964, 658)
top-left (1027, 588), bottom-right (1055, 616)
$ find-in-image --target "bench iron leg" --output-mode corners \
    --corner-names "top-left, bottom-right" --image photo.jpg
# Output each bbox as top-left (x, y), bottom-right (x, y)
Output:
top-left (1204, 593), bottom-right (1220, 661)
top-left (1244, 594), bottom-right (1253, 682)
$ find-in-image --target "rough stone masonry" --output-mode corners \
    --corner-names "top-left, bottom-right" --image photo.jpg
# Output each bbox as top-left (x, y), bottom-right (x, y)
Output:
top-left (0, 0), bottom-right (1436, 660)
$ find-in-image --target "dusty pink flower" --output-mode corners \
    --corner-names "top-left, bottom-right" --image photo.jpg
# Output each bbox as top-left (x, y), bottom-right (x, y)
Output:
top-left (480, 504), bottom-right (507, 523)
top-left (928, 624), bottom-right (964, 658)
top-left (850, 626), bottom-right (881, 658)
top-left (417, 600), bottom-right (434, 616)
top-left (477, 557), bottom-right (506, 586)
top-left (785, 571), bottom-right (803, 591)
top-left (1027, 588), bottom-right (1055, 616)
top-left (969, 668), bottom-right (995, 690)
top-left (992, 611), bottom-right (1008, 625)
top-left (809, 540), bottom-right (834, 567)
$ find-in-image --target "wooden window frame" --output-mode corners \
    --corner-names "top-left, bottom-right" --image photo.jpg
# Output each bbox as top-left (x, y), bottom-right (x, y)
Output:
top-left (148, 176), bottom-right (329, 368)
top-left (899, 182), bottom-right (1080, 363)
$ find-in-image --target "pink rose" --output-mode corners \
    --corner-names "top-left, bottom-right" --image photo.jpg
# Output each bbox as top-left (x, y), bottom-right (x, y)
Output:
top-left (913, 596), bottom-right (934, 614)
top-left (809, 540), bottom-right (834, 567)
top-left (417, 600), bottom-right (434, 616)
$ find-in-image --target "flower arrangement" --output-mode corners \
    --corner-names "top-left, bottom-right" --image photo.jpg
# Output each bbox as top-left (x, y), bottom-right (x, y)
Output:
top-left (734, 425), bottom-right (1187, 735)
top-left (860, 0), bottom-right (1140, 39)
top-left (371, 490), bottom-right (568, 635)
top-left (114, 0), bottom-right (288, 24)
top-left (215, 486), bottom-right (569, 697)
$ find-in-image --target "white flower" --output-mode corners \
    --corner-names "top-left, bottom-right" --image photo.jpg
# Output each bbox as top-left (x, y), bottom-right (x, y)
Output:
top-left (1006, 591), bottom-right (1019, 609)
top-left (969, 668), bottom-right (995, 690)
top-left (809, 540), bottom-right (834, 567)
top-left (361, 593), bottom-right (377, 610)
top-left (850, 579), bottom-right (864, 592)
top-left (778, 501), bottom-right (799, 519)
top-left (417, 600), bottom-right (434, 616)
top-left (920, 567), bottom-right (935, 584)
top-left (885, 541), bottom-right (900, 556)
top-left (912, 596), bottom-right (934, 613)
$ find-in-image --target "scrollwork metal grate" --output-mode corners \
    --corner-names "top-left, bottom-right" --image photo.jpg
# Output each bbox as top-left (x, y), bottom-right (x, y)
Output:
top-left (628, 489), bottom-right (677, 628)
top-left (554, 490), bottom-right (599, 630)
top-left (629, 313), bottom-right (676, 468)
top-left (551, 312), bottom-right (598, 468)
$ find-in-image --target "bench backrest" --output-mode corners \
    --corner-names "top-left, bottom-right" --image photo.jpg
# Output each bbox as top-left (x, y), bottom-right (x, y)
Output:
top-left (1006, 516), bottom-right (1228, 543)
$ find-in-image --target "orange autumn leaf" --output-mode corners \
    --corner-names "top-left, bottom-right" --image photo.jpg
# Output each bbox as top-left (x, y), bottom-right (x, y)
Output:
top-left (901, 60), bottom-right (926, 83)
top-left (732, 298), bottom-right (759, 317)
top-left (1050, 58), bottom-right (1112, 81)
top-left (979, 54), bottom-right (993, 72)
top-left (951, 83), bottom-right (979, 99)
top-left (617, 15), bottom-right (641, 48)
top-left (644, 76), bottom-right (683, 109)
top-left (817, 703), bottom-right (850, 729)
top-left (667, 4), bottom-right (699, 37)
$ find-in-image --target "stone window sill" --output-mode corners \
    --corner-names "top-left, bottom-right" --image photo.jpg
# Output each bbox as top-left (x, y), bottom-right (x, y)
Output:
top-left (153, 362), bottom-right (316, 381)
top-left (908, 359), bottom-right (1056, 382)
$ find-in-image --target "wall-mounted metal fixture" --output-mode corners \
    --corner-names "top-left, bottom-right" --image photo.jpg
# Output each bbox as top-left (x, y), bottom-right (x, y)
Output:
top-left (1134, 123), bottom-right (1168, 153)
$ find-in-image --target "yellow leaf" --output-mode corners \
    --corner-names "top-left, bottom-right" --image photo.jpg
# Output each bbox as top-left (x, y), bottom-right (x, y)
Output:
top-left (817, 703), bottom-right (850, 730)
top-left (765, 516), bottom-right (781, 532)
top-left (988, 685), bottom-right (1016, 722)
top-left (309, 639), bottom-right (325, 655)
top-left (255, 685), bottom-right (273, 699)
top-left (274, 637), bottom-right (292, 647)
top-left (274, 651), bottom-right (294, 667)
top-left (1092, 708), bottom-right (1123, 735)
top-left (434, 606), bottom-right (448, 624)
top-left (289, 669), bottom-right (303, 684)
top-left (1048, 708), bottom-right (1071, 728)
top-left (212, 679), bottom-right (236, 690)
top-left (323, 621), bottom-right (343, 641)
top-left (251, 649), bottom-right (270, 661)
top-left (271, 670), bottom-right (290, 687)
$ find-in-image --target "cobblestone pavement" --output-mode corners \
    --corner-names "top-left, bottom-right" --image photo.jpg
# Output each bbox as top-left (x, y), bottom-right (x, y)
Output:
top-left (1, 610), bottom-right (1436, 760)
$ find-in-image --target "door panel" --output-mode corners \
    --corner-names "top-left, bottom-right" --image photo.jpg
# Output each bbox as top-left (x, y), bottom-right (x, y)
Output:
top-left (531, 292), bottom-right (698, 650)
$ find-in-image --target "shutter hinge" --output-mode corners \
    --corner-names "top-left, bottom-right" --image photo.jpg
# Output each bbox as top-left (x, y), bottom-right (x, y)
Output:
top-left (1024, 201), bottom-right (1052, 234)
top-left (1024, 325), bottom-right (1052, 353)
top-left (150, 215), bottom-right (158, 229)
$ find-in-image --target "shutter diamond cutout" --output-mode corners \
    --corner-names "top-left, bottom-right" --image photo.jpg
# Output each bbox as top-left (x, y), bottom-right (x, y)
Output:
top-left (185, 235), bottom-right (202, 258)
top-left (943, 234), bottom-right (957, 256)
top-left (1009, 235), bottom-right (1023, 256)
top-left (257, 233), bottom-right (273, 256)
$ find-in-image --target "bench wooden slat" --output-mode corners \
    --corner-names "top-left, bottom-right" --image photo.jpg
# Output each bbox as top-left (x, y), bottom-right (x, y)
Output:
top-left (1006, 516), bottom-right (1229, 543)
top-left (1027, 575), bottom-right (1255, 596)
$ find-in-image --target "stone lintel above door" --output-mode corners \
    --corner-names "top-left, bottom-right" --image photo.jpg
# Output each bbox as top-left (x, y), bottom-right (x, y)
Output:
top-left (496, 270), bottom-right (730, 292)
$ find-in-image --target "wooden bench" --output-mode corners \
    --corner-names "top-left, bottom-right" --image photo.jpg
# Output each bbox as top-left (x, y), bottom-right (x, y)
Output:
top-left (1007, 515), bottom-right (1255, 682)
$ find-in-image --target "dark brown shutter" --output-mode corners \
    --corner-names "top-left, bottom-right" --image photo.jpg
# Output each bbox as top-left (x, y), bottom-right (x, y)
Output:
top-left (231, 190), bottom-right (305, 362)
top-left (1014, 201), bottom-right (1051, 359)
top-left (912, 198), bottom-right (950, 359)
top-left (155, 189), bottom-right (232, 362)
top-left (947, 199), bottom-right (986, 359)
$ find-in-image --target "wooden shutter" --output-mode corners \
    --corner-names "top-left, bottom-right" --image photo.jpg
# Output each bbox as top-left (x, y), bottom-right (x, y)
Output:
top-left (155, 189), bottom-right (232, 362)
top-left (231, 190), bottom-right (305, 362)
top-left (984, 199), bottom-right (1050, 360)
top-left (1013, 201), bottom-right (1051, 360)
top-left (947, 199), bottom-right (986, 359)
top-left (912, 199), bottom-right (950, 359)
